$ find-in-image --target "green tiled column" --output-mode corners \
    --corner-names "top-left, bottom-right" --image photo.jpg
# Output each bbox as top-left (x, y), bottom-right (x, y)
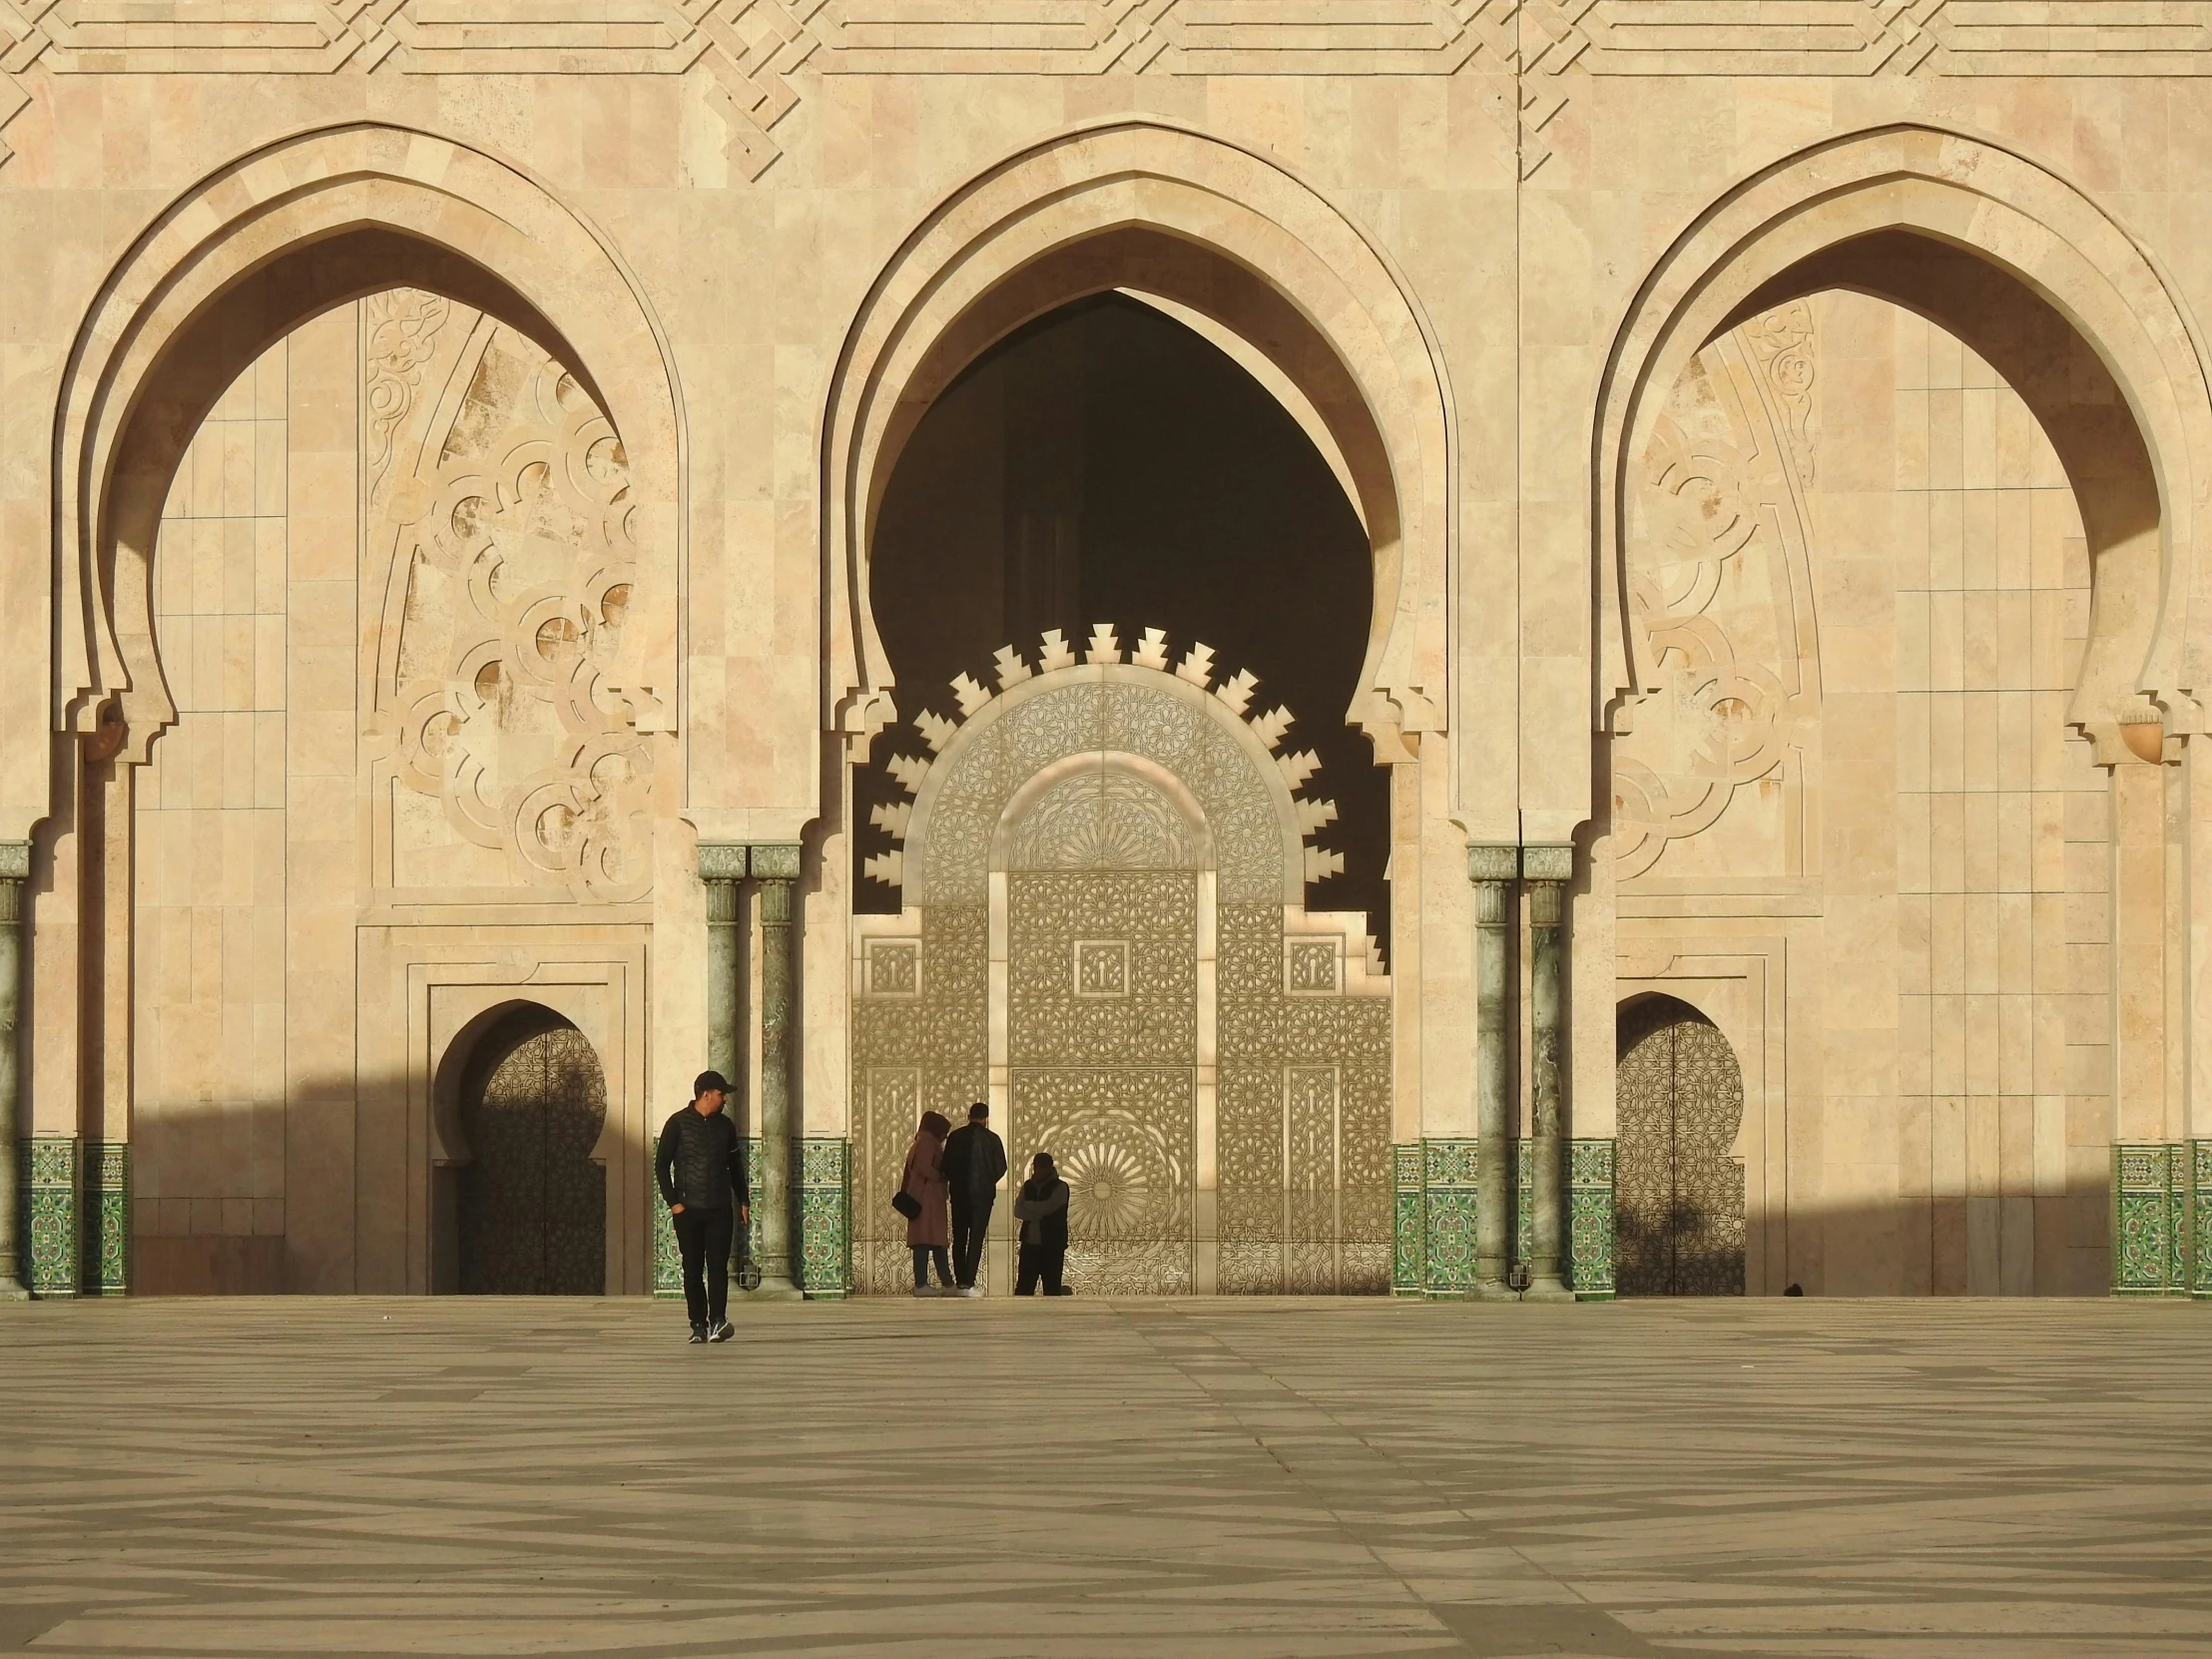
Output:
top-left (1420, 1139), bottom-right (1478, 1297)
top-left (0, 841), bottom-right (27, 1300)
top-left (2114, 1144), bottom-right (2186, 1296)
top-left (2194, 1142), bottom-right (2212, 1301)
top-left (1568, 1139), bottom-right (1615, 1300)
top-left (85, 1143), bottom-right (128, 1296)
top-left (651, 1156), bottom-right (682, 1298)
top-left (1391, 1144), bottom-right (1424, 1295)
top-left (1514, 1137), bottom-right (1534, 1270)
top-left (22, 1135), bottom-right (80, 1298)
top-left (798, 1137), bottom-right (849, 1299)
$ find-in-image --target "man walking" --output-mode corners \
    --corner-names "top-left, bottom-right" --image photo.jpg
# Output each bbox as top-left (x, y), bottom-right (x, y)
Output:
top-left (657, 1071), bottom-right (749, 1343)
top-left (939, 1101), bottom-right (1007, 1297)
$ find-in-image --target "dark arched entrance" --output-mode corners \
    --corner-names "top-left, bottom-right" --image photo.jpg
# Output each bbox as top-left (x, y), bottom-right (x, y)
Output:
top-left (1615, 995), bottom-right (1745, 1296)
top-left (456, 1006), bottom-right (608, 1295)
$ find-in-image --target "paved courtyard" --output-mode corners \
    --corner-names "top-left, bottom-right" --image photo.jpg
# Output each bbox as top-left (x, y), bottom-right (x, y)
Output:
top-left (2, 1298), bottom-right (2210, 1657)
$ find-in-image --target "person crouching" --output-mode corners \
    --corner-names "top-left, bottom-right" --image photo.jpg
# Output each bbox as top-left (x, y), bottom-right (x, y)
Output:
top-left (1013, 1151), bottom-right (1071, 1296)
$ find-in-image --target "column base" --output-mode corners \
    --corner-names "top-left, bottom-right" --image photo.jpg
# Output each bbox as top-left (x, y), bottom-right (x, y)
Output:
top-left (0, 1276), bottom-right (27, 1301)
top-left (1520, 1274), bottom-right (1575, 1303)
top-left (737, 1276), bottom-right (806, 1302)
top-left (1471, 1278), bottom-right (1519, 1302)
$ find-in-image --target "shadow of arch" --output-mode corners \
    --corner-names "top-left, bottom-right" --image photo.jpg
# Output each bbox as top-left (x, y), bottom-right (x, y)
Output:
top-left (1615, 993), bottom-right (1746, 1298)
top-left (1595, 125), bottom-right (2212, 757)
top-left (824, 120), bottom-right (1455, 765)
top-left (432, 999), bottom-right (610, 1297)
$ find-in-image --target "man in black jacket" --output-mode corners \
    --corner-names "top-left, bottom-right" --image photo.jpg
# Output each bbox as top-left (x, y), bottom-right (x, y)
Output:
top-left (656, 1071), bottom-right (749, 1343)
top-left (939, 1101), bottom-right (1007, 1297)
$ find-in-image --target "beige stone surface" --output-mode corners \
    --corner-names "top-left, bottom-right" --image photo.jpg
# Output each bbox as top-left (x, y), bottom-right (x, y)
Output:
top-left (7, 1297), bottom-right (2212, 1655)
top-left (12, 10), bottom-right (2212, 1296)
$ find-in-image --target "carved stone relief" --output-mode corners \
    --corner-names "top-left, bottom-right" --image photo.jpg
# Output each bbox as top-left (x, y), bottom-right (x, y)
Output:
top-left (849, 629), bottom-right (1389, 1295)
top-left (1615, 998), bottom-right (1746, 1297)
top-left (1613, 308), bottom-right (1822, 880)
top-left (365, 290), bottom-right (657, 902)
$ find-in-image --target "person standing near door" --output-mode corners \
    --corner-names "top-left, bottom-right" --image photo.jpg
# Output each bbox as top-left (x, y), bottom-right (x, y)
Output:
top-left (657, 1070), bottom-right (749, 1344)
top-left (1013, 1151), bottom-right (1071, 1296)
top-left (940, 1102), bottom-right (1007, 1297)
top-left (901, 1110), bottom-right (955, 1296)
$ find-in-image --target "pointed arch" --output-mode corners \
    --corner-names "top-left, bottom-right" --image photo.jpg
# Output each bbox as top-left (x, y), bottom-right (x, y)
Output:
top-left (49, 123), bottom-right (685, 778)
top-left (1595, 124), bottom-right (2212, 749)
top-left (820, 120), bottom-right (1456, 764)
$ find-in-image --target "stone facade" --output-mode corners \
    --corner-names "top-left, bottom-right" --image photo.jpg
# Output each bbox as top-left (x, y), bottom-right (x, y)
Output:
top-left (7, 9), bottom-right (2212, 1298)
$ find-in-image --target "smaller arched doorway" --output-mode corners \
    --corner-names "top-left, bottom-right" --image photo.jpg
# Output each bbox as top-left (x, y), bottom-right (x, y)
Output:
top-left (1615, 996), bottom-right (1746, 1296)
top-left (454, 1005), bottom-right (609, 1295)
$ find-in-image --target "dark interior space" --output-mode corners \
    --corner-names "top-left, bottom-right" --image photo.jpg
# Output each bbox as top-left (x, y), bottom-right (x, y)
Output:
top-left (857, 292), bottom-right (1388, 946)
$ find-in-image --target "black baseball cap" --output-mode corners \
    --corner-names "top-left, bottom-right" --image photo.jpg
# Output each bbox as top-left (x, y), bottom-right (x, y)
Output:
top-left (694, 1070), bottom-right (732, 1097)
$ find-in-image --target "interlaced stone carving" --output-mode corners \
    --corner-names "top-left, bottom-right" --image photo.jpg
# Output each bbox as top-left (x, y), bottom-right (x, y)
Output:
top-left (371, 301), bottom-right (657, 902)
top-left (1614, 313), bottom-right (1819, 879)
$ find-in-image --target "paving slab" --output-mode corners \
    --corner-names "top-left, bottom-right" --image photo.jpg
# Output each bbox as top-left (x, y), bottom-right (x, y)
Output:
top-left (3, 1298), bottom-right (2209, 1657)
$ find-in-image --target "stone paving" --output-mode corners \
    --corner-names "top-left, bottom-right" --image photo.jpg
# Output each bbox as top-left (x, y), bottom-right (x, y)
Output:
top-left (3, 1297), bottom-right (2210, 1657)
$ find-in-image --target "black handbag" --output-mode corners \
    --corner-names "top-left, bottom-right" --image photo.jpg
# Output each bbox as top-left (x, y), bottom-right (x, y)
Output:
top-left (891, 1189), bottom-right (921, 1221)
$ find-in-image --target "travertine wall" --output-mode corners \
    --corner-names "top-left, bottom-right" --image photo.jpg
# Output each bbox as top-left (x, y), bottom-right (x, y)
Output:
top-left (11, 5), bottom-right (2212, 1295)
top-left (1618, 292), bottom-right (2117, 1295)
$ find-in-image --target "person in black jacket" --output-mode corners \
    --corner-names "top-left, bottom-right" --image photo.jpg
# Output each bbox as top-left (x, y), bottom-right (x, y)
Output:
top-left (656, 1070), bottom-right (749, 1343)
top-left (1012, 1150), bottom-right (1071, 1297)
top-left (939, 1102), bottom-right (1007, 1297)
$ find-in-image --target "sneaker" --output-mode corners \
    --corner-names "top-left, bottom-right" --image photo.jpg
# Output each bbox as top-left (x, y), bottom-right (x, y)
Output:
top-left (688, 1324), bottom-right (709, 1343)
top-left (955, 1286), bottom-right (982, 1299)
top-left (912, 1285), bottom-right (939, 1298)
top-left (708, 1320), bottom-right (734, 1343)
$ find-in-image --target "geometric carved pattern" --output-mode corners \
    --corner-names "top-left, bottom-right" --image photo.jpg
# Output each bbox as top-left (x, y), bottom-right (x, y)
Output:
top-left (1568, 1138), bottom-right (1616, 1300)
top-left (1216, 904), bottom-right (1392, 1297)
top-left (85, 1143), bottom-right (129, 1297)
top-left (799, 1136), bottom-right (850, 1299)
top-left (1420, 1139), bottom-right (1478, 1297)
top-left (1009, 869), bottom-right (1196, 1295)
top-left (2114, 1144), bottom-right (2188, 1297)
top-left (1392, 1143), bottom-right (1425, 1295)
top-left (4, 7), bottom-right (2207, 178)
top-left (1616, 1001), bottom-right (1745, 1297)
top-left (21, 1135), bottom-right (79, 1299)
top-left (2197, 1142), bottom-right (2212, 1301)
top-left (369, 297), bottom-right (657, 902)
top-left (854, 644), bottom-right (1388, 1296)
top-left (456, 1023), bottom-right (608, 1296)
top-left (871, 632), bottom-right (1336, 903)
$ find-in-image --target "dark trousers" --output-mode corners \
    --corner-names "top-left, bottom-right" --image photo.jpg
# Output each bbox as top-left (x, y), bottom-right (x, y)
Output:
top-left (951, 1196), bottom-right (993, 1287)
top-left (673, 1205), bottom-right (735, 1328)
top-left (911, 1245), bottom-right (952, 1288)
top-left (1016, 1242), bottom-right (1065, 1296)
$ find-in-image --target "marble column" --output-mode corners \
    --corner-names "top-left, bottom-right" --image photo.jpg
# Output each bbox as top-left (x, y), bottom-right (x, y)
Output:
top-left (1521, 842), bottom-right (1574, 1302)
top-left (0, 842), bottom-right (24, 1299)
top-left (746, 842), bottom-right (805, 1300)
top-left (697, 842), bottom-right (747, 1284)
top-left (1467, 843), bottom-right (1518, 1300)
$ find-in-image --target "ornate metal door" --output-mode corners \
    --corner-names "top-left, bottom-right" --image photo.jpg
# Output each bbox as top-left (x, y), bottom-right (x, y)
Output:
top-left (1614, 997), bottom-right (1745, 1296)
top-left (458, 1019), bottom-right (608, 1294)
top-left (1004, 769), bottom-right (1201, 1294)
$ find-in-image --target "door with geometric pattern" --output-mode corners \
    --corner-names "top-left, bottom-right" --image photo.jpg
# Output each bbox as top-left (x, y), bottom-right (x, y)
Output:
top-left (1614, 995), bottom-right (1745, 1296)
top-left (457, 1008), bottom-right (608, 1295)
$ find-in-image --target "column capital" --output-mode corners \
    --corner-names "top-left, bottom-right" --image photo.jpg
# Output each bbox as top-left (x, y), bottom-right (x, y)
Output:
top-left (748, 841), bottom-right (803, 881)
top-left (1519, 841), bottom-right (1573, 884)
top-left (696, 840), bottom-right (748, 883)
top-left (1465, 841), bottom-right (1518, 884)
top-left (0, 840), bottom-right (29, 882)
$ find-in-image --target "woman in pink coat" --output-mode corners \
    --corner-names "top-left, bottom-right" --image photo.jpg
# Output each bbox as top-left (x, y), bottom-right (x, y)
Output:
top-left (901, 1110), bottom-right (954, 1296)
